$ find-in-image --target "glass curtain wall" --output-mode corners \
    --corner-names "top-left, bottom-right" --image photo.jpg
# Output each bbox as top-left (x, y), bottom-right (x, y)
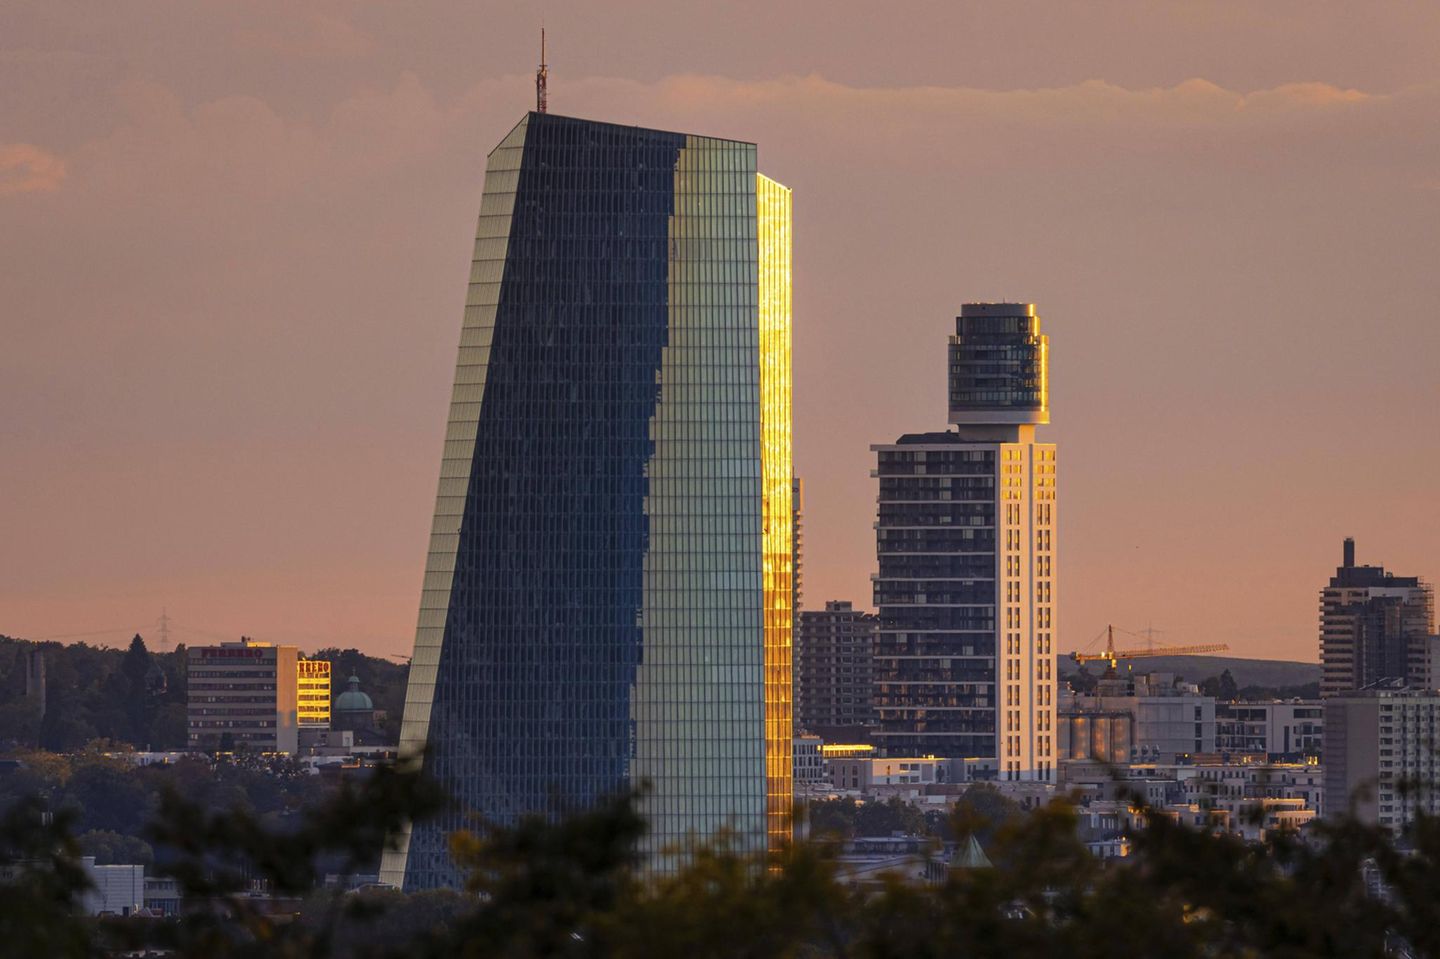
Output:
top-left (381, 114), bottom-right (792, 889)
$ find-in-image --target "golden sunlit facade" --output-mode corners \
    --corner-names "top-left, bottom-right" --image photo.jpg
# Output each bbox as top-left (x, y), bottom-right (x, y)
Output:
top-left (758, 173), bottom-right (794, 852)
top-left (296, 658), bottom-right (331, 728)
top-left (874, 303), bottom-right (1057, 783)
top-left (820, 743), bottom-right (876, 757)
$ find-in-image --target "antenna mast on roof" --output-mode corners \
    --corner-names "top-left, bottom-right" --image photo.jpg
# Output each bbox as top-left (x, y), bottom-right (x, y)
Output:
top-left (536, 27), bottom-right (548, 113)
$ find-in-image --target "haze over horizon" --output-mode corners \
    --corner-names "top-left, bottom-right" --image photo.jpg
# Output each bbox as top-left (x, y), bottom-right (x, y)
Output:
top-left (4, 2), bottom-right (1438, 663)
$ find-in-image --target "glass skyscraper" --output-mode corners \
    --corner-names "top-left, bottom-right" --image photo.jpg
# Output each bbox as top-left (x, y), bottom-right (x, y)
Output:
top-left (872, 303), bottom-right (1057, 782)
top-left (379, 113), bottom-right (793, 890)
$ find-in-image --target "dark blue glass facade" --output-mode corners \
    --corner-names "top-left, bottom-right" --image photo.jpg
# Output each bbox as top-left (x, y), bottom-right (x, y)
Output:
top-left (385, 113), bottom-right (794, 889)
top-left (400, 115), bottom-right (688, 890)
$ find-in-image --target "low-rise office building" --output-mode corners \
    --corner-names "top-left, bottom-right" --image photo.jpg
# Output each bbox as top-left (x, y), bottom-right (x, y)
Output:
top-left (1216, 701), bottom-right (1324, 760)
top-left (187, 638), bottom-right (329, 754)
top-left (824, 755), bottom-right (998, 793)
top-left (1063, 759), bottom-right (1324, 838)
top-left (830, 756), bottom-right (951, 791)
top-left (81, 858), bottom-right (145, 917)
top-left (1059, 673), bottom-right (1216, 763)
top-left (143, 876), bottom-right (182, 917)
top-left (1187, 761), bottom-right (1325, 824)
top-left (794, 735), bottom-right (825, 785)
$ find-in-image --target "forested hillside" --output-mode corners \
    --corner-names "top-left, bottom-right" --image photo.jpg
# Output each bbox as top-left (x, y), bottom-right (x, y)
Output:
top-left (1059, 653), bottom-right (1320, 692)
top-left (0, 635), bottom-right (187, 751)
top-left (0, 634), bottom-right (409, 751)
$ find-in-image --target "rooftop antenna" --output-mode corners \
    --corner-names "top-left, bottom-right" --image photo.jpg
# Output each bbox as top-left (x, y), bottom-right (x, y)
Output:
top-left (536, 27), bottom-right (548, 114)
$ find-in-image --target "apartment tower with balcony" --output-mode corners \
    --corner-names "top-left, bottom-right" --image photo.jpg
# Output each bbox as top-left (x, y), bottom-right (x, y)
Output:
top-left (872, 303), bottom-right (1057, 781)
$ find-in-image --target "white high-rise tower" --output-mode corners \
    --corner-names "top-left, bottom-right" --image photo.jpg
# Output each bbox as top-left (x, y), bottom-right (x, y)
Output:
top-left (872, 303), bottom-right (1056, 781)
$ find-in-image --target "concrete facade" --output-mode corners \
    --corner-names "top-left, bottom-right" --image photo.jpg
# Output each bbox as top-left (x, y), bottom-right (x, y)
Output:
top-left (1215, 701), bottom-right (1323, 760)
top-left (1058, 675), bottom-right (1216, 763)
top-left (186, 639), bottom-right (300, 754)
top-left (1324, 688), bottom-right (1440, 832)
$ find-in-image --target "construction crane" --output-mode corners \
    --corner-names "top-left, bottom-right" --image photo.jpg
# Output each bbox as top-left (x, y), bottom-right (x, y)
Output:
top-left (1069, 625), bottom-right (1228, 669)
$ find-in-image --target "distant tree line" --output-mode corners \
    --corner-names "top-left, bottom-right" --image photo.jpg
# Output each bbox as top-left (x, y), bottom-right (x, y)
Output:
top-left (1066, 664), bottom-right (1319, 702)
top-left (0, 635), bottom-right (410, 752)
top-left (306, 647), bottom-right (408, 739)
top-left (1195, 668), bottom-right (1320, 702)
top-left (0, 746), bottom-right (340, 874)
top-left (0, 634), bottom-right (188, 751)
top-left (807, 787), bottom-right (1025, 848)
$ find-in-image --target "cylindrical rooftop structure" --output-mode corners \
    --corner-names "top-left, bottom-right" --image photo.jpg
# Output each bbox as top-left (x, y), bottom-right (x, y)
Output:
top-left (947, 302), bottom-right (1049, 426)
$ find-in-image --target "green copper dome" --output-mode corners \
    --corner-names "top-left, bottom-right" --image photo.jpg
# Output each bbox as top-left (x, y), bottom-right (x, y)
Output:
top-left (334, 674), bottom-right (374, 712)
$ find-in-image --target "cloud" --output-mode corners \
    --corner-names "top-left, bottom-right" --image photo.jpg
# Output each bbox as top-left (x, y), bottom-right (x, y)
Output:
top-left (3, 49), bottom-right (1438, 658)
top-left (525, 72), bottom-right (1409, 165)
top-left (577, 72), bottom-right (1380, 123)
top-left (1237, 81), bottom-right (1373, 110)
top-left (0, 143), bottom-right (66, 196)
top-left (49, 71), bottom-right (1424, 217)
top-left (234, 10), bottom-right (373, 60)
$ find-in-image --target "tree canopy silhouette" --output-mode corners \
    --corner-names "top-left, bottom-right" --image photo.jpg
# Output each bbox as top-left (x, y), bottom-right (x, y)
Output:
top-left (1, 759), bottom-right (1436, 958)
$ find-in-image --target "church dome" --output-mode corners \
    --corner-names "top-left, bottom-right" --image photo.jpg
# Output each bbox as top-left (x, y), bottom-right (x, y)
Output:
top-left (334, 674), bottom-right (374, 712)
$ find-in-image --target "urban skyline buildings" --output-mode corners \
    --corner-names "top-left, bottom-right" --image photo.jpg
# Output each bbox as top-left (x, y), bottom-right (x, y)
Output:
top-left (1324, 687), bottom-right (1440, 832)
top-left (872, 304), bottom-right (1057, 781)
top-left (185, 638), bottom-right (328, 754)
top-left (795, 600), bottom-right (879, 732)
top-left (380, 112), bottom-right (794, 890)
top-left (792, 476), bottom-right (805, 622)
top-left (1319, 538), bottom-right (1435, 697)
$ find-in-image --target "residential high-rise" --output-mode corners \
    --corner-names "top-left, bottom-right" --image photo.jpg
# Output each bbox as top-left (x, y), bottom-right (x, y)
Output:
top-left (795, 601), bottom-right (878, 732)
top-left (380, 113), bottom-right (793, 890)
top-left (792, 476), bottom-right (805, 621)
top-left (1319, 538), bottom-right (1435, 697)
top-left (1324, 685), bottom-right (1440, 831)
top-left (872, 303), bottom-right (1057, 782)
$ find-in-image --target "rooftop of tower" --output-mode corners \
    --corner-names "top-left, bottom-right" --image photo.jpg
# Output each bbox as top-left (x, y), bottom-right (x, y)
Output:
top-left (960, 302), bottom-right (1038, 317)
top-left (1329, 537), bottom-right (1426, 589)
top-left (947, 300), bottom-right (1049, 431)
top-left (489, 111), bottom-right (761, 154)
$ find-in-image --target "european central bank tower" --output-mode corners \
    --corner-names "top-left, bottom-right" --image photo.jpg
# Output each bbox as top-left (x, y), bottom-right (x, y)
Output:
top-left (872, 304), bottom-right (1056, 782)
top-left (380, 113), bottom-right (794, 889)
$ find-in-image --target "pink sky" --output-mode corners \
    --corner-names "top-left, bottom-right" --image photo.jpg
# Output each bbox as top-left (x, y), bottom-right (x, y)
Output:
top-left (3, 2), bottom-right (1438, 661)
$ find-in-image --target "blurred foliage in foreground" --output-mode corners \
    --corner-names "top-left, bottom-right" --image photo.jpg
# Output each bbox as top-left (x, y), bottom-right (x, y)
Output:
top-left (2, 760), bottom-right (1438, 959)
